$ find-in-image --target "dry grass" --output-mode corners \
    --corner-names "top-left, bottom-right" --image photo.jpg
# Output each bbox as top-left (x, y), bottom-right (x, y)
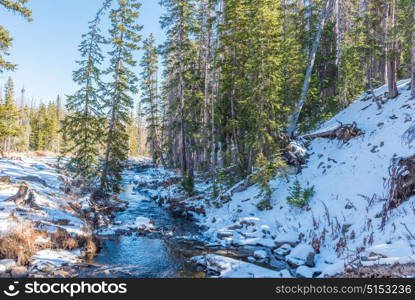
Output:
top-left (0, 224), bottom-right (101, 267)
top-left (50, 228), bottom-right (80, 250)
top-left (50, 228), bottom-right (100, 256)
top-left (0, 224), bottom-right (47, 266)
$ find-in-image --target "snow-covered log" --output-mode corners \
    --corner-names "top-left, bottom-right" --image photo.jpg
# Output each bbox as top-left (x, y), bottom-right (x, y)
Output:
top-left (302, 122), bottom-right (364, 144)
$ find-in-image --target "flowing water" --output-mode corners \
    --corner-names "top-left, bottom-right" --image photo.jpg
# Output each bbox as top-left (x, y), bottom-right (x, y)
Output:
top-left (89, 168), bottom-right (204, 278)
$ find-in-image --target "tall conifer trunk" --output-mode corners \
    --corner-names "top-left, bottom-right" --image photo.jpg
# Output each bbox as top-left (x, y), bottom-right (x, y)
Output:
top-left (386, 0), bottom-right (398, 99)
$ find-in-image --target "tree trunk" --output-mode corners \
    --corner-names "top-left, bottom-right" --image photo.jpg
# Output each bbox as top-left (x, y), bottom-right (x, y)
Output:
top-left (202, 1), bottom-right (213, 168)
top-left (178, 6), bottom-right (188, 176)
top-left (386, 0), bottom-right (398, 99)
top-left (287, 0), bottom-right (331, 138)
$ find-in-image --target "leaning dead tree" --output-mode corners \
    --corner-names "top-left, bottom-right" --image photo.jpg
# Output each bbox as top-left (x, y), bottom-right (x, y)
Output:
top-left (302, 122), bottom-right (364, 144)
top-left (287, 0), bottom-right (332, 138)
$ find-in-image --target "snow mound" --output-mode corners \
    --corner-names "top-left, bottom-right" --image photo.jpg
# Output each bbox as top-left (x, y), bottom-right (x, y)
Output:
top-left (133, 217), bottom-right (154, 231)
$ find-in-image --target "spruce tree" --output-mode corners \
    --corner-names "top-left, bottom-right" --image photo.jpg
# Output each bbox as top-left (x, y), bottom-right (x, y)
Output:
top-left (160, 0), bottom-right (197, 190)
top-left (100, 0), bottom-right (142, 193)
top-left (62, 0), bottom-right (112, 181)
top-left (215, 0), bottom-right (290, 175)
top-left (0, 77), bottom-right (21, 153)
top-left (45, 101), bottom-right (59, 151)
top-left (140, 34), bottom-right (162, 164)
top-left (0, 0), bottom-right (32, 72)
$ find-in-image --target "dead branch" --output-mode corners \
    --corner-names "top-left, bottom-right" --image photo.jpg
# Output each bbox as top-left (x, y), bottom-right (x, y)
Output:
top-left (383, 155), bottom-right (415, 227)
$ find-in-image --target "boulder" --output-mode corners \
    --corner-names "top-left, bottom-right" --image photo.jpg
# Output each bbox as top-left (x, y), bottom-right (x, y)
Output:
top-left (247, 256), bottom-right (256, 263)
top-left (217, 231), bottom-right (233, 239)
top-left (32, 261), bottom-right (56, 273)
top-left (274, 244), bottom-right (292, 256)
top-left (286, 244), bottom-right (315, 267)
top-left (52, 270), bottom-right (71, 278)
top-left (10, 266), bottom-right (28, 278)
top-left (253, 250), bottom-right (267, 260)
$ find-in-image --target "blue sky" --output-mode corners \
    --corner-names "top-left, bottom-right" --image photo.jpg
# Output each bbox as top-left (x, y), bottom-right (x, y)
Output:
top-left (0, 0), bottom-right (164, 104)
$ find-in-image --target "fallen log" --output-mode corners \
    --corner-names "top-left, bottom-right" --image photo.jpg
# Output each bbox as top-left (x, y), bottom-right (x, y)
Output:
top-left (303, 122), bottom-right (364, 144)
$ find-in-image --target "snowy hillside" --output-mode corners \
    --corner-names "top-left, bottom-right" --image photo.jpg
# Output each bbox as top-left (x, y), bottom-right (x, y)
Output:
top-left (0, 156), bottom-right (128, 277)
top-left (177, 79), bottom-right (415, 277)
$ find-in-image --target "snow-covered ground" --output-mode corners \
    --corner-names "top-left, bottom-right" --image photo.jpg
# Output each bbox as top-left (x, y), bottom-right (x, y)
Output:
top-left (0, 156), bottom-right (90, 272)
top-left (149, 79), bottom-right (415, 277)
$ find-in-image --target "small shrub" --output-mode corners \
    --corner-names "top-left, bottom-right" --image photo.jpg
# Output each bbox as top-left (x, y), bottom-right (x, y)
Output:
top-left (251, 153), bottom-right (288, 210)
top-left (180, 174), bottom-right (194, 195)
top-left (0, 224), bottom-right (40, 266)
top-left (216, 165), bottom-right (241, 187)
top-left (256, 199), bottom-right (273, 210)
top-left (51, 228), bottom-right (79, 250)
top-left (287, 179), bottom-right (315, 208)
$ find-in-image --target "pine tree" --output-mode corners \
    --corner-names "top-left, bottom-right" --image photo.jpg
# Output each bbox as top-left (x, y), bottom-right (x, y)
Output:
top-left (29, 103), bottom-right (47, 151)
top-left (215, 0), bottom-right (294, 175)
top-left (62, 0), bottom-right (111, 181)
top-left (0, 77), bottom-right (22, 153)
top-left (127, 110), bottom-right (139, 157)
top-left (196, 0), bottom-right (215, 169)
top-left (0, 0), bottom-right (32, 72)
top-left (100, 0), bottom-right (142, 193)
top-left (45, 101), bottom-right (59, 151)
top-left (160, 0), bottom-right (197, 190)
top-left (139, 34), bottom-right (162, 163)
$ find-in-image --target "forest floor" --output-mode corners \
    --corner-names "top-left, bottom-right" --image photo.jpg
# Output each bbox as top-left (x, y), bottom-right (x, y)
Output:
top-left (139, 78), bottom-right (415, 278)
